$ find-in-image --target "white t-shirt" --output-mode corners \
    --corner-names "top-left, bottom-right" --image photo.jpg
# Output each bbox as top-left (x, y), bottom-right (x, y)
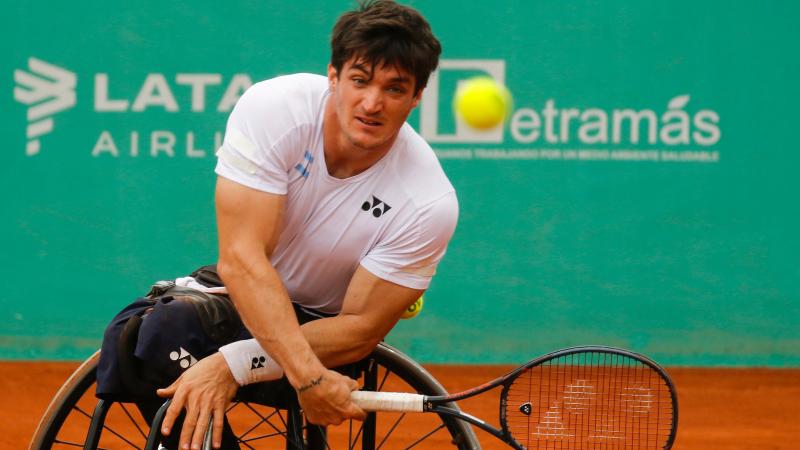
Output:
top-left (215, 73), bottom-right (458, 314)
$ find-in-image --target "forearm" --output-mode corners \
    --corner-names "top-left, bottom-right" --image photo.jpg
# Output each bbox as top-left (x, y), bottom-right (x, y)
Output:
top-left (218, 253), bottom-right (325, 389)
top-left (217, 261), bottom-right (416, 386)
top-left (301, 314), bottom-right (386, 368)
top-left (218, 314), bottom-right (383, 386)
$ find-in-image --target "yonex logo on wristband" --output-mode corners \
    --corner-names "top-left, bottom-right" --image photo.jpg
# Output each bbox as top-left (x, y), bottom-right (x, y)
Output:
top-left (362, 195), bottom-right (392, 218)
top-left (251, 356), bottom-right (266, 369)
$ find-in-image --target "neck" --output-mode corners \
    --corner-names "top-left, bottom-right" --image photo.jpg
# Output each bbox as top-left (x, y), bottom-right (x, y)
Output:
top-left (322, 97), bottom-right (397, 179)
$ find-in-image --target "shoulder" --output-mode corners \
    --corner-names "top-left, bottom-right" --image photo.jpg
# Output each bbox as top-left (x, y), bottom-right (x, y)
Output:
top-left (244, 73), bottom-right (328, 102)
top-left (232, 73), bottom-right (328, 129)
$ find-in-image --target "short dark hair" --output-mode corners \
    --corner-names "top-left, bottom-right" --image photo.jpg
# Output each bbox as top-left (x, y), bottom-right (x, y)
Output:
top-left (330, 0), bottom-right (441, 95)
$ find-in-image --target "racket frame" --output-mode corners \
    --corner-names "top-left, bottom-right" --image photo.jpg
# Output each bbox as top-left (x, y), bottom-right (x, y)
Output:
top-left (421, 345), bottom-right (679, 450)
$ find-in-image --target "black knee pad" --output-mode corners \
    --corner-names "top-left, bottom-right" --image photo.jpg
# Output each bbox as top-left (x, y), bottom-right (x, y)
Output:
top-left (134, 290), bottom-right (248, 384)
top-left (167, 287), bottom-right (244, 345)
top-left (97, 297), bottom-right (156, 398)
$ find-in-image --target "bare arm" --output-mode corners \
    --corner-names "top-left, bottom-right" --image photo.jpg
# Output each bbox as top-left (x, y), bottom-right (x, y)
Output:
top-left (301, 265), bottom-right (424, 368)
top-left (158, 177), bottom-right (364, 449)
top-left (214, 176), bottom-right (323, 390)
top-left (214, 177), bottom-right (364, 419)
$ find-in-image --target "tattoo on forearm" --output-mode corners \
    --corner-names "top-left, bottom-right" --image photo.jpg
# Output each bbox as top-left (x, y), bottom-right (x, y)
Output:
top-left (297, 375), bottom-right (324, 394)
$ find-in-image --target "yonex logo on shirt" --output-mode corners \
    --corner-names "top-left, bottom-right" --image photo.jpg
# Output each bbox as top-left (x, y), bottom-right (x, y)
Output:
top-left (362, 196), bottom-right (392, 218)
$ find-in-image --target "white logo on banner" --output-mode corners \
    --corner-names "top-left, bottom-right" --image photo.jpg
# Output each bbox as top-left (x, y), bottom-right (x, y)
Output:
top-left (11, 57), bottom-right (721, 163)
top-left (14, 58), bottom-right (77, 156)
top-left (419, 58), bottom-right (721, 163)
top-left (420, 59), bottom-right (506, 144)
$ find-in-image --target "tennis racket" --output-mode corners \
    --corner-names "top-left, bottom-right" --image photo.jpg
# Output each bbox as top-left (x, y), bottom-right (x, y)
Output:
top-left (351, 346), bottom-right (678, 449)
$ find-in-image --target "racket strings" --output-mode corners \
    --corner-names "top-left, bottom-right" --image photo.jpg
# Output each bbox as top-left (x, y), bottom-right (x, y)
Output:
top-left (503, 352), bottom-right (674, 449)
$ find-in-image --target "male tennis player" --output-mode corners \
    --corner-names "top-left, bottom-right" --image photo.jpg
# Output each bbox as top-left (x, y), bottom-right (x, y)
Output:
top-left (99, 1), bottom-right (457, 449)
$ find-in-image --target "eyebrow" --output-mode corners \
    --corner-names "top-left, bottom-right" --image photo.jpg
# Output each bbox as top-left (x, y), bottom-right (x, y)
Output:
top-left (349, 63), bottom-right (412, 85)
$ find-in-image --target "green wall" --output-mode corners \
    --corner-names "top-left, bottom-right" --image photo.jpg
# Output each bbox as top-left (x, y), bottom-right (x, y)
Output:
top-left (3, 1), bottom-right (798, 365)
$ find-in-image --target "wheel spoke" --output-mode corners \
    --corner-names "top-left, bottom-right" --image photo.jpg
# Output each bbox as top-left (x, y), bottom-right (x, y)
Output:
top-left (73, 405), bottom-right (93, 420)
top-left (377, 366), bottom-right (392, 391)
top-left (348, 416), bottom-right (354, 450)
top-left (119, 403), bottom-right (148, 439)
top-left (52, 440), bottom-right (84, 448)
top-left (349, 417), bottom-right (363, 450)
top-left (98, 420), bottom-right (143, 450)
top-left (62, 404), bottom-right (142, 449)
top-left (236, 403), bottom-right (308, 449)
top-left (404, 423), bottom-right (446, 449)
top-left (376, 412), bottom-right (407, 449)
top-left (240, 429), bottom-right (289, 442)
top-left (237, 403), bottom-right (282, 439)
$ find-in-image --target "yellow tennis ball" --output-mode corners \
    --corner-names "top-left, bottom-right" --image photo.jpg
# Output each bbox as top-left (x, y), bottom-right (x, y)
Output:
top-left (401, 296), bottom-right (424, 319)
top-left (453, 77), bottom-right (512, 130)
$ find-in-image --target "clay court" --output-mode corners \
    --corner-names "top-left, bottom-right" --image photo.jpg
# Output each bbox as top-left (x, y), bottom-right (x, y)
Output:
top-left (3, 361), bottom-right (797, 449)
top-left (5, 2), bottom-right (800, 450)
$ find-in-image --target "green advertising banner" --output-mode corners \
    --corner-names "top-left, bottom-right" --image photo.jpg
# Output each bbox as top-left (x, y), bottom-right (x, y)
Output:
top-left (2, 1), bottom-right (798, 365)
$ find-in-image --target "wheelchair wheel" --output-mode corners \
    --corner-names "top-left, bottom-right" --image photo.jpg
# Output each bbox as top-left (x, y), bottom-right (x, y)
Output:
top-left (30, 343), bottom-right (480, 449)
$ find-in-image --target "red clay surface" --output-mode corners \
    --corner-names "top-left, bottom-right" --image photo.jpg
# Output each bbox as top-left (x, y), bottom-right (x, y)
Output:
top-left (2, 361), bottom-right (798, 449)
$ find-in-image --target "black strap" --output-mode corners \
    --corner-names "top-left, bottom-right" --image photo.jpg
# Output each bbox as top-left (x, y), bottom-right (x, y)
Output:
top-left (190, 264), bottom-right (224, 287)
top-left (116, 313), bottom-right (159, 397)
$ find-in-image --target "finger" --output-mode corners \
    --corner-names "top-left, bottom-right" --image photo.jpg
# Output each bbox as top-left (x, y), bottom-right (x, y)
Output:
top-left (191, 409), bottom-right (212, 450)
top-left (346, 377), bottom-right (360, 391)
top-left (157, 380), bottom-right (179, 398)
top-left (179, 406), bottom-right (200, 450)
top-left (305, 411), bottom-right (323, 426)
top-left (211, 405), bottom-right (225, 449)
top-left (161, 392), bottom-right (186, 436)
top-left (329, 416), bottom-right (343, 426)
top-left (348, 403), bottom-right (367, 421)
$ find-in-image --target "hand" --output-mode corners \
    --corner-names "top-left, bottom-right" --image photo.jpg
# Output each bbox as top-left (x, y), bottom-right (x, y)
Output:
top-left (296, 369), bottom-right (366, 426)
top-left (157, 352), bottom-right (238, 449)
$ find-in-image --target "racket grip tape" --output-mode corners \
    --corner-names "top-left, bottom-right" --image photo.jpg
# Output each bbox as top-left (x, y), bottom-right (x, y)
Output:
top-left (350, 391), bottom-right (425, 412)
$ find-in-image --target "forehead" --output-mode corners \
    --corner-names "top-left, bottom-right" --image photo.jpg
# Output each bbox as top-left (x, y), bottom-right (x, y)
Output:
top-left (343, 57), bottom-right (414, 84)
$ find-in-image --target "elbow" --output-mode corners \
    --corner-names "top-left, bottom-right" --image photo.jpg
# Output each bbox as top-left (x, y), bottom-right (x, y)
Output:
top-left (344, 314), bottom-right (394, 362)
top-left (217, 247), bottom-right (254, 287)
top-left (218, 239), bottom-right (273, 286)
top-left (216, 253), bottom-right (241, 286)
top-left (352, 332), bottom-right (384, 361)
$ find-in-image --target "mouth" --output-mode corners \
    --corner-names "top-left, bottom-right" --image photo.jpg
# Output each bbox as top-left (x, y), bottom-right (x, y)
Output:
top-left (356, 116), bottom-right (383, 127)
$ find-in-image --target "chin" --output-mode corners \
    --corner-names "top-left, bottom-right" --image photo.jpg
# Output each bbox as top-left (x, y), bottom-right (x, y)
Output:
top-left (348, 132), bottom-right (388, 151)
top-left (351, 138), bottom-right (385, 151)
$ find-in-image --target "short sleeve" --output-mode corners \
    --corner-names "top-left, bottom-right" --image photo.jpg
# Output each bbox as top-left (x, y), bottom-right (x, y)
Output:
top-left (215, 81), bottom-right (307, 195)
top-left (360, 192), bottom-right (459, 289)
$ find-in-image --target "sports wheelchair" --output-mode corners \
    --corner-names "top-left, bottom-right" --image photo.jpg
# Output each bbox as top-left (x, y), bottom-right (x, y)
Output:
top-left (30, 342), bottom-right (481, 449)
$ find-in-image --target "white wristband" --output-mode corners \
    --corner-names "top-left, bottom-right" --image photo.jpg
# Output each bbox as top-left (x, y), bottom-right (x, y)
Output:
top-left (218, 338), bottom-right (284, 386)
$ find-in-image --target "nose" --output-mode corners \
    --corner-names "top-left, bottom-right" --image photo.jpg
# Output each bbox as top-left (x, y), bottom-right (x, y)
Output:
top-left (361, 87), bottom-right (383, 115)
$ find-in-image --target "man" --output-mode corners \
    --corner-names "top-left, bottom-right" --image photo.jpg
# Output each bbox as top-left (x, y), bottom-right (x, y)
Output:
top-left (99, 1), bottom-right (456, 449)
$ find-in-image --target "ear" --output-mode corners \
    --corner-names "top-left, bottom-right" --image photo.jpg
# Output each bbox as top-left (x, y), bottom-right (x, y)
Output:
top-left (410, 88), bottom-right (424, 109)
top-left (327, 64), bottom-right (338, 90)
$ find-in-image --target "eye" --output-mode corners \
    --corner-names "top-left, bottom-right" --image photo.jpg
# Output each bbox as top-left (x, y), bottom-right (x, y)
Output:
top-left (387, 85), bottom-right (406, 94)
top-left (352, 77), bottom-right (367, 86)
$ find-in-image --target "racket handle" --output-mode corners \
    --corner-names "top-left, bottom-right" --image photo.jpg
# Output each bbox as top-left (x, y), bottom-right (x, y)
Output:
top-left (350, 391), bottom-right (425, 412)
